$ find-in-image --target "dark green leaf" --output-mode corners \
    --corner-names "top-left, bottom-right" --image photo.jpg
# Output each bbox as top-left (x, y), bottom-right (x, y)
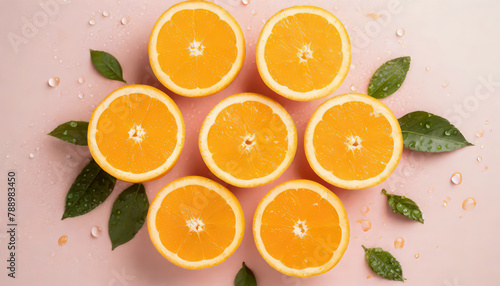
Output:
top-left (62, 160), bottom-right (116, 219)
top-left (368, 56), bottom-right (411, 99)
top-left (109, 183), bottom-right (149, 250)
top-left (382, 189), bottom-right (424, 223)
top-left (48, 121), bottom-right (89, 146)
top-left (235, 262), bottom-right (257, 286)
top-left (362, 245), bottom-right (404, 282)
top-left (398, 111), bottom-right (472, 152)
top-left (90, 49), bottom-right (126, 83)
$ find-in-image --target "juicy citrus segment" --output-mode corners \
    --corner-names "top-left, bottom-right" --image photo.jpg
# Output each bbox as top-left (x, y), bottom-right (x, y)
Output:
top-left (88, 85), bottom-right (185, 183)
top-left (305, 93), bottom-right (403, 190)
top-left (147, 176), bottom-right (244, 269)
top-left (199, 93), bottom-right (297, 188)
top-left (256, 6), bottom-right (350, 101)
top-left (149, 1), bottom-right (245, 97)
top-left (253, 180), bottom-right (349, 277)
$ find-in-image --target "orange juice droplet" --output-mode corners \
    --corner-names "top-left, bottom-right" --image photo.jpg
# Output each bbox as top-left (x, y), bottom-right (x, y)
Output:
top-left (462, 198), bottom-right (476, 211)
top-left (361, 206), bottom-right (370, 216)
top-left (367, 275), bottom-right (374, 279)
top-left (415, 253), bottom-right (420, 259)
top-left (58, 235), bottom-right (68, 246)
top-left (357, 219), bottom-right (372, 232)
top-left (394, 237), bottom-right (405, 249)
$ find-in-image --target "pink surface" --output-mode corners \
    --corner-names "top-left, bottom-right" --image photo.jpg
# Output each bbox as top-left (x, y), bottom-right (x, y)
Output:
top-left (1, 0), bottom-right (499, 285)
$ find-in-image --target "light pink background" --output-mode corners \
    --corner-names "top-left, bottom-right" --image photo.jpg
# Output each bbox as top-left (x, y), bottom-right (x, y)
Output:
top-left (1, 0), bottom-right (499, 285)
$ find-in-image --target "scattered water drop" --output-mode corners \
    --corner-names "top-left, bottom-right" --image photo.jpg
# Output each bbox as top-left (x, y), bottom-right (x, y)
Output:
top-left (450, 172), bottom-right (462, 185)
top-left (394, 237), bottom-right (405, 249)
top-left (88, 83), bottom-right (93, 88)
top-left (29, 153), bottom-right (35, 159)
top-left (357, 219), bottom-right (371, 232)
top-left (89, 19), bottom-right (96, 26)
top-left (48, 77), bottom-right (60, 87)
top-left (360, 206), bottom-right (370, 216)
top-left (485, 120), bottom-right (489, 125)
top-left (91, 226), bottom-right (102, 238)
top-left (442, 196), bottom-right (451, 207)
top-left (367, 275), bottom-right (374, 279)
top-left (477, 156), bottom-right (482, 162)
top-left (350, 64), bottom-right (356, 70)
top-left (78, 76), bottom-right (85, 84)
top-left (442, 81), bottom-right (449, 88)
top-left (247, 26), bottom-right (252, 31)
top-left (425, 66), bottom-right (431, 71)
top-left (121, 16), bottom-right (129, 25)
top-left (415, 253), bottom-right (420, 259)
top-left (58, 235), bottom-right (68, 246)
top-left (78, 92), bottom-right (85, 99)
top-left (350, 84), bottom-right (357, 92)
top-left (102, 10), bottom-right (109, 17)
top-left (241, 0), bottom-right (250, 5)
top-left (251, 9), bottom-right (256, 15)
top-left (396, 28), bottom-right (405, 37)
top-left (480, 144), bottom-right (485, 149)
top-left (425, 122), bottom-right (431, 128)
top-left (462, 198), bottom-right (476, 211)
top-left (474, 129), bottom-right (484, 138)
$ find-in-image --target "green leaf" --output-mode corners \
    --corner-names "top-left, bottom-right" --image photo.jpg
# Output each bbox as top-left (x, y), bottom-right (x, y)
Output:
top-left (48, 121), bottom-right (89, 146)
top-left (362, 245), bottom-right (404, 282)
top-left (382, 189), bottom-right (424, 223)
top-left (398, 111), bottom-right (473, 152)
top-left (234, 262), bottom-right (257, 286)
top-left (368, 56), bottom-right (411, 99)
top-left (62, 160), bottom-right (116, 219)
top-left (109, 183), bottom-right (149, 250)
top-left (90, 49), bottom-right (127, 83)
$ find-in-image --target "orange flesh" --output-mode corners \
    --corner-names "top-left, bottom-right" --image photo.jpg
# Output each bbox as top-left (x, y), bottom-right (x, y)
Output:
top-left (313, 101), bottom-right (394, 180)
top-left (95, 93), bottom-right (178, 174)
top-left (155, 185), bottom-right (236, 262)
top-left (260, 188), bottom-right (341, 269)
top-left (264, 13), bottom-right (343, 92)
top-left (156, 9), bottom-right (237, 89)
top-left (207, 101), bottom-right (288, 180)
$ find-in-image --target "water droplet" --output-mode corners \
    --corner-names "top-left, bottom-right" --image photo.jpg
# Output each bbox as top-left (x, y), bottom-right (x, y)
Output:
top-left (350, 84), bottom-right (357, 92)
top-left (58, 235), bottom-right (68, 246)
top-left (451, 172), bottom-right (462, 185)
top-left (415, 253), bottom-right (420, 259)
top-left (29, 153), bottom-right (35, 159)
top-left (88, 83), bottom-right (93, 88)
top-left (69, 121), bottom-right (77, 127)
top-left (441, 81), bottom-right (449, 88)
top-left (91, 226), bottom-right (102, 238)
top-left (89, 19), bottom-right (96, 26)
top-left (485, 120), bottom-right (489, 125)
top-left (247, 26), bottom-right (252, 31)
top-left (396, 28), bottom-right (405, 37)
top-left (78, 76), bottom-right (85, 84)
top-left (425, 122), bottom-right (431, 128)
top-left (480, 144), bottom-right (485, 149)
top-left (444, 129), bottom-right (452, 136)
top-left (462, 198), bottom-right (476, 211)
top-left (48, 77), bottom-right (60, 87)
top-left (241, 0), bottom-right (250, 5)
top-left (477, 156), bottom-right (482, 162)
top-left (121, 16), bottom-right (129, 25)
top-left (357, 219), bottom-right (371, 232)
top-left (401, 166), bottom-right (411, 177)
top-left (360, 206), bottom-right (370, 216)
top-left (367, 275), bottom-right (374, 279)
top-left (251, 9), bottom-right (256, 15)
top-left (394, 237), bottom-right (405, 249)
top-left (78, 92), bottom-right (85, 99)
top-left (474, 129), bottom-right (484, 138)
top-left (425, 66), bottom-right (431, 71)
top-left (102, 10), bottom-right (109, 17)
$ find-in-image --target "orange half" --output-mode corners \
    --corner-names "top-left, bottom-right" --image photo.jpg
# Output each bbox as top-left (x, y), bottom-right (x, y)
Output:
top-left (147, 176), bottom-right (244, 269)
top-left (305, 93), bottom-right (403, 189)
top-left (149, 1), bottom-right (245, 97)
top-left (88, 85), bottom-right (185, 182)
top-left (253, 180), bottom-right (350, 277)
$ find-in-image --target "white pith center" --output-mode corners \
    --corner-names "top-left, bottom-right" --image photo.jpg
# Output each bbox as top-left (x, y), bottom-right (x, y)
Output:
top-left (346, 135), bottom-right (362, 151)
top-left (128, 125), bottom-right (146, 143)
top-left (293, 219), bottom-right (308, 238)
top-left (297, 43), bottom-right (313, 63)
top-left (186, 218), bottom-right (205, 233)
top-left (188, 40), bottom-right (205, 56)
top-left (240, 133), bottom-right (256, 152)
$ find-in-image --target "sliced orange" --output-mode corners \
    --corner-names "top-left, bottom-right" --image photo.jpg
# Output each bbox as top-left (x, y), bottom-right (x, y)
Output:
top-left (253, 180), bottom-right (350, 277)
top-left (149, 1), bottom-right (245, 97)
top-left (199, 93), bottom-right (297, 188)
top-left (88, 85), bottom-right (185, 183)
top-left (256, 6), bottom-right (351, 101)
top-left (147, 176), bottom-right (244, 269)
top-left (305, 93), bottom-right (403, 190)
